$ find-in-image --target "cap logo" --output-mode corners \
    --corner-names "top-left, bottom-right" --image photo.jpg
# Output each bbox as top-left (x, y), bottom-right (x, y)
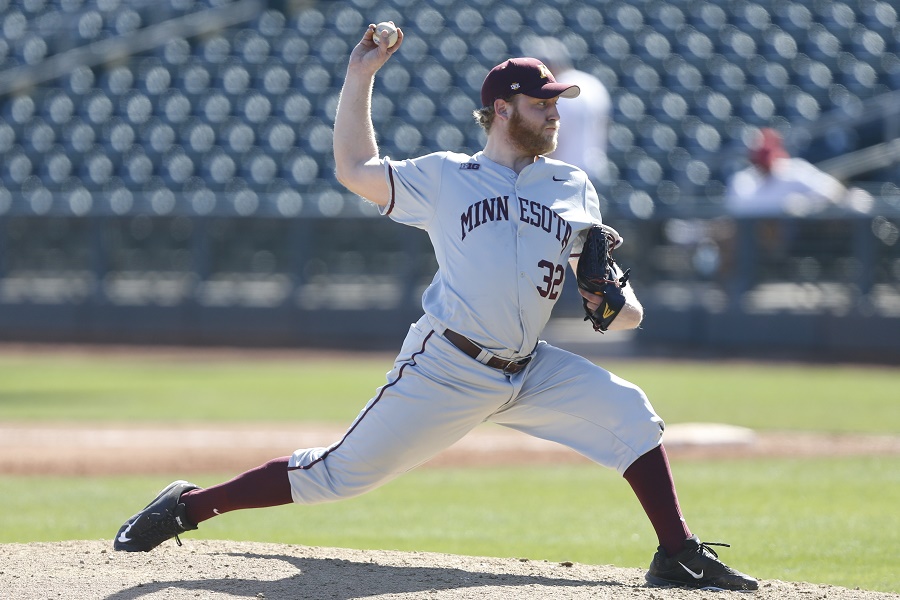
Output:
top-left (538, 64), bottom-right (551, 79)
top-left (510, 82), bottom-right (520, 91)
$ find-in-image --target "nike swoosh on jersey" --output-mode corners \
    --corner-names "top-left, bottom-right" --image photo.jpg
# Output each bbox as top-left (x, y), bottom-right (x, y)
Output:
top-left (552, 176), bottom-right (568, 181)
top-left (678, 562), bottom-right (704, 579)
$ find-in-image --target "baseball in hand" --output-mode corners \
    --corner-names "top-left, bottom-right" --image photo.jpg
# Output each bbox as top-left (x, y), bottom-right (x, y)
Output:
top-left (373, 22), bottom-right (399, 48)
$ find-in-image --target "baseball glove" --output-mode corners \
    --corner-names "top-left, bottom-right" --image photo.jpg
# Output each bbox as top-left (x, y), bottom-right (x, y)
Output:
top-left (576, 224), bottom-right (631, 332)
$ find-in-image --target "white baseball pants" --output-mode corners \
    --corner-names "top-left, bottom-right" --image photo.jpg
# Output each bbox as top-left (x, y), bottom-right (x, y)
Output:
top-left (287, 316), bottom-right (664, 504)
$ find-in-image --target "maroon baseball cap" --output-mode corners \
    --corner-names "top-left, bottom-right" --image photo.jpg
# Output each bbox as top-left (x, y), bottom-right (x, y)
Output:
top-left (749, 128), bottom-right (787, 169)
top-left (480, 57), bottom-right (580, 107)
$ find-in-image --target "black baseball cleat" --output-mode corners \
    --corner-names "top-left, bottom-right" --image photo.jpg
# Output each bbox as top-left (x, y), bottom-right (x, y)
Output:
top-left (645, 535), bottom-right (759, 591)
top-left (114, 480), bottom-right (200, 552)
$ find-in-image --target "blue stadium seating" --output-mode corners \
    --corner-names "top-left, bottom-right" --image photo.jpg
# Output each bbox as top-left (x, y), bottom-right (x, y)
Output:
top-left (0, 0), bottom-right (898, 219)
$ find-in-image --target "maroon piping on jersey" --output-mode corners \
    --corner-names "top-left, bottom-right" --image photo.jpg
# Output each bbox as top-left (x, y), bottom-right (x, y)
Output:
top-left (286, 329), bottom-right (435, 472)
top-left (384, 164), bottom-right (396, 215)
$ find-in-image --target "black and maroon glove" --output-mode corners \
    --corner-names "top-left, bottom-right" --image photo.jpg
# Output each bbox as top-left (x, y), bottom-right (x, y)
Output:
top-left (576, 224), bottom-right (631, 332)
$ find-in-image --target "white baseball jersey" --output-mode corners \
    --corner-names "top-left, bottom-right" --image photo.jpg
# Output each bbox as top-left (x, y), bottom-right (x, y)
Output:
top-left (287, 150), bottom-right (663, 505)
top-left (382, 150), bottom-right (602, 358)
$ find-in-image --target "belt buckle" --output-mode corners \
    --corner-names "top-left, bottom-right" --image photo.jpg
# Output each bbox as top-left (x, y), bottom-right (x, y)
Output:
top-left (502, 356), bottom-right (531, 375)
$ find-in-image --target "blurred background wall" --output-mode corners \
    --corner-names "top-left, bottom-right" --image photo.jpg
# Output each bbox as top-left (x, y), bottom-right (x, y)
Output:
top-left (0, 0), bottom-right (898, 360)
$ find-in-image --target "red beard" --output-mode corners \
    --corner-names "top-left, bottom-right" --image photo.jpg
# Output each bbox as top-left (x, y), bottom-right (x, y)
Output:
top-left (508, 108), bottom-right (558, 156)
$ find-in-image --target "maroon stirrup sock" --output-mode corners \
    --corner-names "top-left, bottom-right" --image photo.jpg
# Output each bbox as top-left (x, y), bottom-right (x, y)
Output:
top-left (623, 444), bottom-right (692, 557)
top-left (180, 457), bottom-right (293, 525)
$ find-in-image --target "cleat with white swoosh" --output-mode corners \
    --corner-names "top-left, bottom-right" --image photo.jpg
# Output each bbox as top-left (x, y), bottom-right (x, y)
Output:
top-left (113, 480), bottom-right (200, 552)
top-left (645, 535), bottom-right (758, 591)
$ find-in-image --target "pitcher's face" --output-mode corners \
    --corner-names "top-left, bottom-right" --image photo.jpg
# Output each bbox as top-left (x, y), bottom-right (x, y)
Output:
top-left (507, 95), bottom-right (560, 156)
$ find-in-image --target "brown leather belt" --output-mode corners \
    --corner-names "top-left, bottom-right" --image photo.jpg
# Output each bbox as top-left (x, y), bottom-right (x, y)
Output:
top-left (443, 329), bottom-right (532, 374)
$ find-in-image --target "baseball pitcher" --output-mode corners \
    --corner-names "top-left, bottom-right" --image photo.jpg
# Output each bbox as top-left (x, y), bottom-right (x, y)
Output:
top-left (113, 22), bottom-right (757, 592)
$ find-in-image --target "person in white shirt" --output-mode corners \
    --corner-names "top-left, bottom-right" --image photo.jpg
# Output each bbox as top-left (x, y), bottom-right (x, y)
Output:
top-left (533, 37), bottom-right (612, 184)
top-left (725, 128), bottom-right (848, 217)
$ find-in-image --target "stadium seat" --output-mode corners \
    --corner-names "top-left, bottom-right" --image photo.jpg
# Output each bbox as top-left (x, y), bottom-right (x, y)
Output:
top-left (490, 6), bottom-right (523, 35)
top-left (63, 120), bottom-right (96, 155)
top-left (257, 9), bottom-right (286, 38)
top-left (236, 31), bottom-right (270, 65)
top-left (44, 150), bottom-right (74, 186)
top-left (420, 61), bottom-right (453, 94)
top-left (123, 93), bottom-right (153, 126)
top-left (245, 150), bottom-right (277, 186)
top-left (621, 59), bottom-right (661, 93)
top-left (85, 151), bottom-right (115, 187)
top-left (691, 2), bottom-right (728, 35)
top-left (143, 121), bottom-right (176, 157)
top-left (105, 119), bottom-right (137, 154)
top-left (612, 3), bottom-right (645, 34)
top-left (529, 5), bottom-right (566, 36)
top-left (570, 5), bottom-right (604, 35)
top-left (180, 121), bottom-right (212, 156)
top-left (277, 92), bottom-right (312, 124)
top-left (221, 120), bottom-right (254, 155)
top-left (121, 149), bottom-right (155, 186)
top-left (160, 92), bottom-right (192, 125)
top-left (25, 119), bottom-right (57, 156)
top-left (200, 92), bottom-right (232, 125)
top-left (240, 92), bottom-right (272, 124)
top-left (635, 30), bottom-right (673, 66)
top-left (286, 151), bottom-right (319, 187)
top-left (262, 122), bottom-right (295, 153)
top-left (0, 122), bottom-right (16, 155)
top-left (646, 1), bottom-right (685, 33)
top-left (259, 63), bottom-right (291, 96)
top-left (275, 31), bottom-right (309, 65)
top-left (162, 37), bottom-right (191, 66)
top-left (175, 64), bottom-right (211, 100)
top-left (219, 63), bottom-right (252, 96)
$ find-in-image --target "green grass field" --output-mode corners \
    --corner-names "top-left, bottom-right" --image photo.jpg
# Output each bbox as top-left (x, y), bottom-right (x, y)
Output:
top-left (1, 351), bottom-right (898, 592)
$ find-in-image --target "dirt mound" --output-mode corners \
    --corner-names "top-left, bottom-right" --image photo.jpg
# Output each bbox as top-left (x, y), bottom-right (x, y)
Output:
top-left (2, 539), bottom-right (897, 600)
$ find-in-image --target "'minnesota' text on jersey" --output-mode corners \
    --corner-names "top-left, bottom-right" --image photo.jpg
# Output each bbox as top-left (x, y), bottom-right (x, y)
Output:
top-left (382, 151), bottom-right (603, 358)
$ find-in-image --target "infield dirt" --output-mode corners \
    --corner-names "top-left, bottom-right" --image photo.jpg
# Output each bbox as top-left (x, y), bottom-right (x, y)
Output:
top-left (3, 539), bottom-right (899, 600)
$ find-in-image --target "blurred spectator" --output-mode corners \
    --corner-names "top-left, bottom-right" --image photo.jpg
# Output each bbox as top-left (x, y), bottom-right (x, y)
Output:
top-left (532, 37), bottom-right (611, 183)
top-left (724, 128), bottom-right (864, 216)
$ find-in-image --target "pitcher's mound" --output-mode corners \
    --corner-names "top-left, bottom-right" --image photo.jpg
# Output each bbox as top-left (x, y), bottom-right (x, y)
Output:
top-left (2, 539), bottom-right (896, 599)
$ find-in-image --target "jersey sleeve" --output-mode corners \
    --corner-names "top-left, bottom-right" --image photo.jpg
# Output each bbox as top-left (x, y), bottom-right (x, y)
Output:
top-left (380, 152), bottom-right (447, 228)
top-left (584, 177), bottom-right (604, 224)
